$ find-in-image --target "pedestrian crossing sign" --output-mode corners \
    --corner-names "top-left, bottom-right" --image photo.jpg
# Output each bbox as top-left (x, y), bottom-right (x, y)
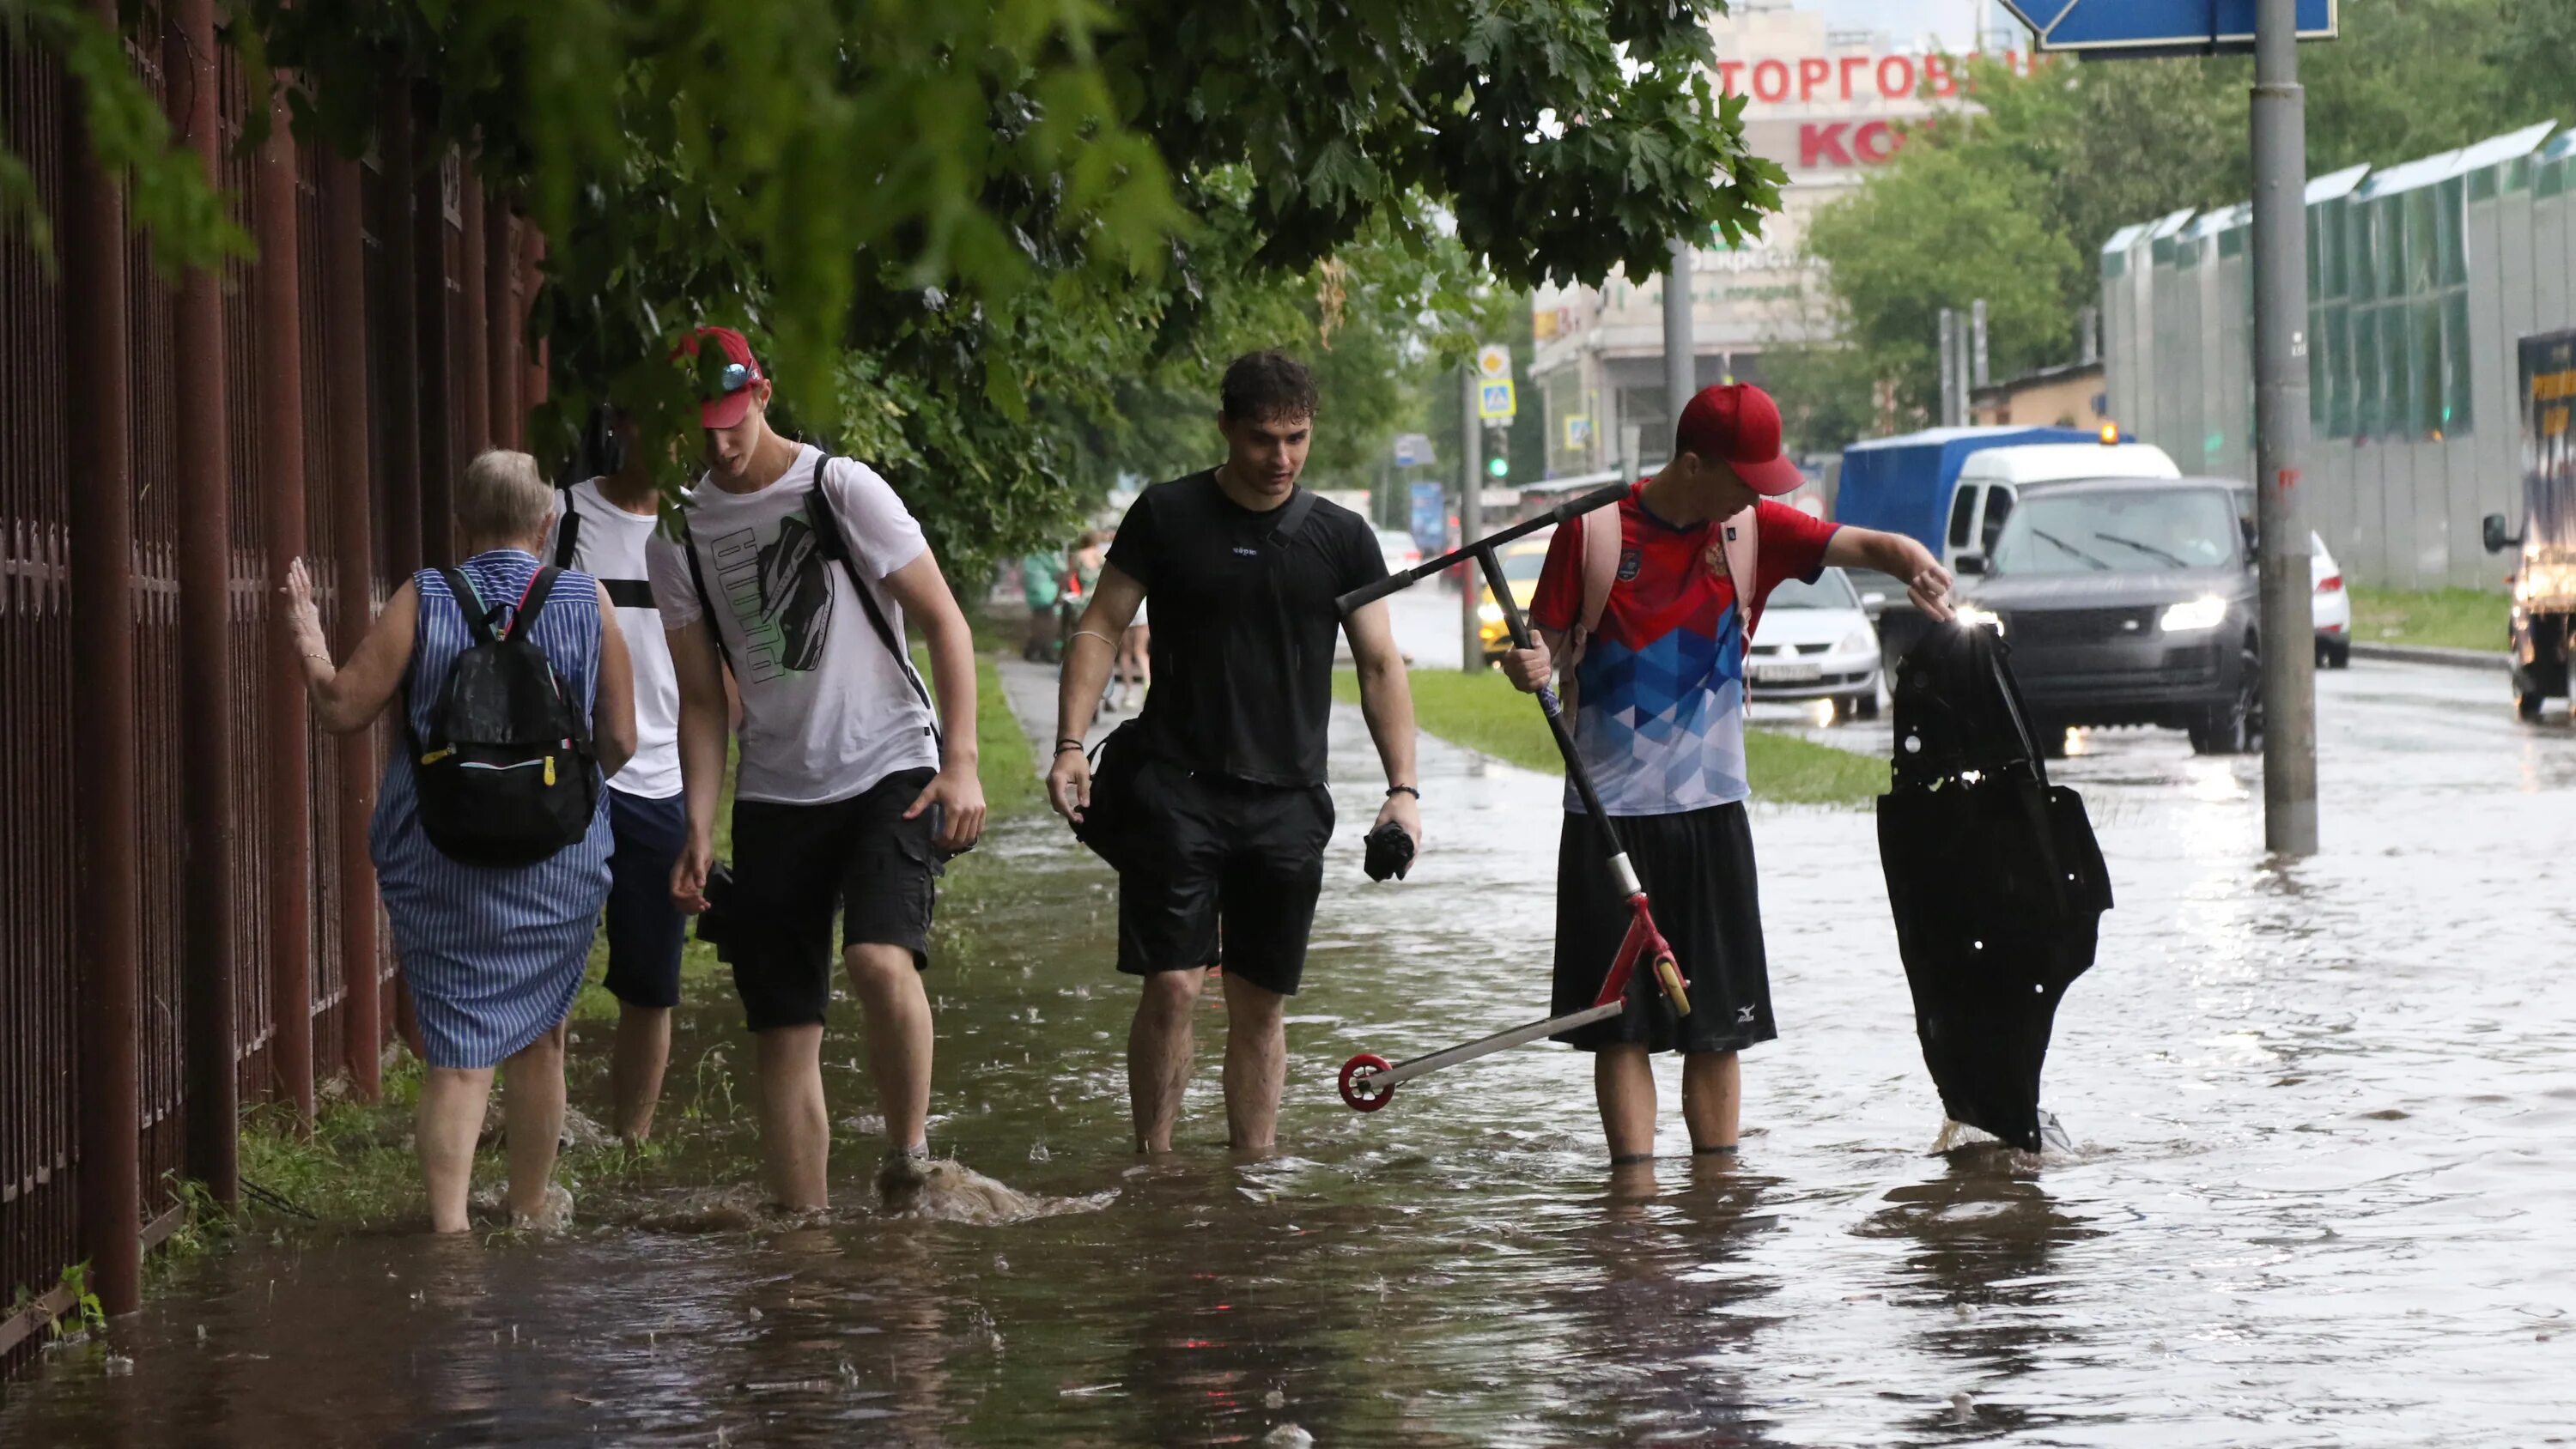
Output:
top-left (1478, 380), bottom-right (1516, 421)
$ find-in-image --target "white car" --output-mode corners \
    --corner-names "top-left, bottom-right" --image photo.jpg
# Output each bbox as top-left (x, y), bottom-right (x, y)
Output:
top-left (2312, 531), bottom-right (2350, 668)
top-left (1746, 567), bottom-right (1883, 722)
top-left (1375, 527), bottom-right (1423, 576)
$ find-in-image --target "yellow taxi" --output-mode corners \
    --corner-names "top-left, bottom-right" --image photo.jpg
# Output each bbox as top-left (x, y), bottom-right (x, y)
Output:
top-left (1476, 531), bottom-right (1555, 665)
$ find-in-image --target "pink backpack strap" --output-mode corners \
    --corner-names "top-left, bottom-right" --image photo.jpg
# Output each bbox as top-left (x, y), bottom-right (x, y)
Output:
top-left (1557, 502), bottom-right (1626, 729)
top-left (1578, 502), bottom-right (1622, 636)
top-left (1711, 505), bottom-right (1762, 640)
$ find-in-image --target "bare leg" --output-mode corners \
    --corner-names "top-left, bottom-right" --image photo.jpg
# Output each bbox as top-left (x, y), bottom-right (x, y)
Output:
top-left (501, 1028), bottom-right (568, 1222)
top-left (753, 1024), bottom-right (829, 1210)
top-left (1220, 973), bottom-right (1287, 1154)
top-left (610, 1004), bottom-right (672, 1143)
top-left (844, 944), bottom-right (934, 1155)
top-left (1127, 969), bottom-right (1204, 1153)
top-left (1681, 1050), bottom-right (1741, 1152)
top-left (1595, 1046), bottom-right (1658, 1161)
top-left (416, 1065), bottom-right (496, 1234)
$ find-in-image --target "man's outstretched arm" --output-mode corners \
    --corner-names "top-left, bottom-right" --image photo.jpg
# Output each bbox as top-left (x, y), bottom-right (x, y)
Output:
top-left (1825, 526), bottom-right (1956, 621)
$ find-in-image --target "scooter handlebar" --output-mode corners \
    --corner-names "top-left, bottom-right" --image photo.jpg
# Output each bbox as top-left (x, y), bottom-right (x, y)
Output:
top-left (1334, 570), bottom-right (1414, 615)
top-left (1334, 482), bottom-right (1631, 618)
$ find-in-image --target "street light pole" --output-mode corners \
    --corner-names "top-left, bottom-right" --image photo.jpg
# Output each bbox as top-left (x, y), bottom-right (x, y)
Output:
top-left (1460, 366), bottom-right (1483, 673)
top-left (1665, 235), bottom-right (1698, 440)
top-left (2251, 0), bottom-right (2318, 854)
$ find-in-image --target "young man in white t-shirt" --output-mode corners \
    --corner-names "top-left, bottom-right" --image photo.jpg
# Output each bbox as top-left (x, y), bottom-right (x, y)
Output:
top-left (646, 327), bottom-right (987, 1210)
top-left (549, 409), bottom-right (689, 1144)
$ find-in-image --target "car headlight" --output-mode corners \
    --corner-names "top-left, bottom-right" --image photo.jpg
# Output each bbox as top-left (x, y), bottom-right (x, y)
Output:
top-left (2159, 595), bottom-right (2228, 633)
top-left (1837, 628), bottom-right (1876, 656)
top-left (1955, 604), bottom-right (2004, 635)
top-left (1476, 601), bottom-right (1504, 625)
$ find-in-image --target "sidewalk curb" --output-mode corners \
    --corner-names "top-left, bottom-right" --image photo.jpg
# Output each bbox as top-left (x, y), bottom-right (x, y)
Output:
top-left (2350, 640), bottom-right (2510, 671)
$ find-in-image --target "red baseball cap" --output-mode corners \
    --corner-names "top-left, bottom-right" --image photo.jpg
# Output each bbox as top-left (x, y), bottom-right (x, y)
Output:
top-left (1675, 383), bottom-right (1804, 496)
top-left (672, 325), bottom-right (767, 429)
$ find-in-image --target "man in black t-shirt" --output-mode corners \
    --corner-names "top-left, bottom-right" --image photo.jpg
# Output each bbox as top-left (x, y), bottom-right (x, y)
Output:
top-left (1048, 350), bottom-right (1421, 1155)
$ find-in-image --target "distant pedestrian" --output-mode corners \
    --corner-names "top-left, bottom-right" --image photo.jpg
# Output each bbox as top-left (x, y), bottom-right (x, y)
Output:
top-left (1020, 549), bottom-right (1065, 661)
top-left (548, 409), bottom-right (688, 1143)
top-left (1115, 586), bottom-right (1151, 713)
top-left (1497, 383), bottom-right (1952, 1165)
top-left (1048, 350), bottom-right (1420, 1155)
top-left (286, 449), bottom-right (638, 1232)
top-left (647, 326), bottom-right (987, 1210)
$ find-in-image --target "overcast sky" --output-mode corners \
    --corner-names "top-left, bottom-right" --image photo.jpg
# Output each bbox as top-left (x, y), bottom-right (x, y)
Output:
top-left (1789, 0), bottom-right (2029, 50)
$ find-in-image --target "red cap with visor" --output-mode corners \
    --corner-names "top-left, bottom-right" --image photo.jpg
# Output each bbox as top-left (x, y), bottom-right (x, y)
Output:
top-left (1674, 382), bottom-right (1804, 496)
top-left (673, 325), bottom-right (767, 429)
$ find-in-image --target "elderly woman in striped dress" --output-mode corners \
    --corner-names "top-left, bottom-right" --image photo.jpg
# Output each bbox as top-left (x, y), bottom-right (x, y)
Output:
top-left (285, 450), bottom-right (635, 1232)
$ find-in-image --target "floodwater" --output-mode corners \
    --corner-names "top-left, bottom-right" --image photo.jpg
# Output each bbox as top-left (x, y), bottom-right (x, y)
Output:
top-left (5, 658), bottom-right (2573, 1446)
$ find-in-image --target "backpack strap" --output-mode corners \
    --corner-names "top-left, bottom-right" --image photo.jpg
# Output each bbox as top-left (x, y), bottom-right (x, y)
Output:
top-left (1550, 503), bottom-right (1627, 731)
top-left (800, 453), bottom-right (943, 748)
top-left (552, 499), bottom-right (582, 569)
top-left (438, 566), bottom-right (497, 645)
top-left (1713, 505), bottom-right (1762, 639)
top-left (503, 565), bottom-right (561, 643)
top-left (677, 518), bottom-right (732, 672)
top-left (1267, 486), bottom-right (1320, 544)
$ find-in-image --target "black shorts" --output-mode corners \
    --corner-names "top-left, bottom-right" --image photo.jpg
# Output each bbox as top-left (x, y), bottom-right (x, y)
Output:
top-left (1115, 754), bottom-right (1334, 997)
top-left (1551, 801), bottom-right (1775, 1055)
top-left (602, 789), bottom-right (689, 1009)
top-left (725, 767), bottom-right (942, 1034)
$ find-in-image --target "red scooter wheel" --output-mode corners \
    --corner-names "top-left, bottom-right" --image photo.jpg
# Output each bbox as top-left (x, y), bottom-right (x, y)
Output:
top-left (1339, 1053), bottom-right (1395, 1112)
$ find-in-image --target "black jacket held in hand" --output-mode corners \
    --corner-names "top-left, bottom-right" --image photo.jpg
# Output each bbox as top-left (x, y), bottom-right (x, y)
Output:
top-left (1876, 622), bottom-right (2112, 1152)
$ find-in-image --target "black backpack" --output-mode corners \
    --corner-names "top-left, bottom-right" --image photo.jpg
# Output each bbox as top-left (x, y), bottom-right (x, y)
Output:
top-left (409, 566), bottom-right (599, 866)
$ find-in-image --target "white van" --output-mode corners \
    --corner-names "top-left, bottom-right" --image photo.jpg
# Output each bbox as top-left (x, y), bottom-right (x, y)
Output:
top-left (1945, 442), bottom-right (2181, 573)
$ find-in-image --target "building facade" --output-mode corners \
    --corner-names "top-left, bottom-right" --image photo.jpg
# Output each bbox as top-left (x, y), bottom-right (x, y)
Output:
top-left (1528, 3), bottom-right (2043, 479)
top-left (2103, 123), bottom-right (2576, 591)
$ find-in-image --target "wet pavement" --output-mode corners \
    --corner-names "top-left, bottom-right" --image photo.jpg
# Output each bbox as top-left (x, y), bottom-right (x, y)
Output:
top-left (4, 652), bottom-right (2573, 1446)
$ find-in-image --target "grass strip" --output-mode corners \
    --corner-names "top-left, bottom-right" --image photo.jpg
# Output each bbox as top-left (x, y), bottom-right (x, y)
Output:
top-left (1344, 666), bottom-right (1886, 808)
top-left (2348, 585), bottom-right (2506, 653)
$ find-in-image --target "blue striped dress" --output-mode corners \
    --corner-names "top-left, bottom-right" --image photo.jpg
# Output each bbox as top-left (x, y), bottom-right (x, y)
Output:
top-left (370, 549), bottom-right (615, 1070)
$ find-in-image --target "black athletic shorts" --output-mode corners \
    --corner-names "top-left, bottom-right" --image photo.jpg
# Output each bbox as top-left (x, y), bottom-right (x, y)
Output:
top-left (1115, 753), bottom-right (1334, 997)
top-left (602, 789), bottom-right (689, 1009)
top-left (724, 767), bottom-right (942, 1034)
top-left (1551, 800), bottom-right (1775, 1055)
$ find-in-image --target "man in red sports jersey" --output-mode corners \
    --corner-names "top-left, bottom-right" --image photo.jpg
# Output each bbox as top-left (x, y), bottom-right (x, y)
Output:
top-left (1499, 382), bottom-right (1951, 1165)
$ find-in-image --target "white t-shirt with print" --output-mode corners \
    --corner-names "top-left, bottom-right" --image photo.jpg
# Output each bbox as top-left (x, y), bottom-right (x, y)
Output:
top-left (644, 446), bottom-right (939, 805)
top-left (547, 478), bottom-right (682, 799)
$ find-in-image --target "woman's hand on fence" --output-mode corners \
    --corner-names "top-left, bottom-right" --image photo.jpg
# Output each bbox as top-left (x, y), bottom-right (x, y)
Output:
top-left (282, 558), bottom-right (331, 665)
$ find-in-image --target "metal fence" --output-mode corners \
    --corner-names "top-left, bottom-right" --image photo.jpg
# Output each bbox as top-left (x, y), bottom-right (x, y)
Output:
top-left (2102, 121), bottom-right (2576, 593)
top-left (1, 9), bottom-right (541, 1374)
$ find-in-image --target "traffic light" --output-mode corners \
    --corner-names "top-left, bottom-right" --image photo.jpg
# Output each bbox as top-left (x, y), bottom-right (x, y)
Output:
top-left (1485, 424), bottom-right (1510, 480)
top-left (1486, 454), bottom-right (1508, 480)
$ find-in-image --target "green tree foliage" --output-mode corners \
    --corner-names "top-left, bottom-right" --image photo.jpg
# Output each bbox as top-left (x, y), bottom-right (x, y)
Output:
top-left (6, 0), bottom-right (1785, 577)
top-left (1801, 138), bottom-right (2076, 425)
top-left (1795, 1), bottom-right (2566, 445)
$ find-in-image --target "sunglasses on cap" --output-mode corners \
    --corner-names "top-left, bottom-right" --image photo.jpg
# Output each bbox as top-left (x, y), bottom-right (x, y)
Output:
top-left (695, 349), bottom-right (754, 400)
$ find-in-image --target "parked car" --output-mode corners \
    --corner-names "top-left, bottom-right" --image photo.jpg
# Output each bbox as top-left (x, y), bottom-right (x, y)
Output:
top-left (2218, 482), bottom-right (2353, 669)
top-left (1375, 527), bottom-right (1423, 577)
top-left (1745, 566), bottom-right (1883, 723)
top-left (1953, 477), bottom-right (2260, 755)
top-left (1475, 532), bottom-right (1553, 664)
top-left (2312, 533), bottom-right (2351, 668)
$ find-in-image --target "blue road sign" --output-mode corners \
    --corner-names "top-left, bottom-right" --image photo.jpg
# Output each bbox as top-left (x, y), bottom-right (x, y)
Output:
top-left (2000, 0), bottom-right (2336, 55)
top-left (1409, 482), bottom-right (1448, 554)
